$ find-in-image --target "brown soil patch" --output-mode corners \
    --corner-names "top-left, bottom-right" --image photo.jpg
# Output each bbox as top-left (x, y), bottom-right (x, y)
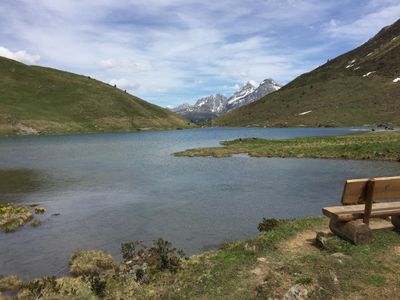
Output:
top-left (282, 222), bottom-right (330, 254)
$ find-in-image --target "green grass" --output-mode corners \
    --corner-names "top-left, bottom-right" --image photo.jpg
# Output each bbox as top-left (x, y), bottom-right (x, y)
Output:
top-left (0, 56), bottom-right (194, 136)
top-left (214, 19), bottom-right (400, 128)
top-left (175, 130), bottom-right (400, 161)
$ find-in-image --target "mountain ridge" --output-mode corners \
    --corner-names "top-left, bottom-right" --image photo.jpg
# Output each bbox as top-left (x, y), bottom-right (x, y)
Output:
top-left (172, 78), bottom-right (281, 123)
top-left (214, 18), bottom-right (400, 127)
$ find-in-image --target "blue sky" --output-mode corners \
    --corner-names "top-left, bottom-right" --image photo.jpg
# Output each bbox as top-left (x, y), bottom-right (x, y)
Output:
top-left (1, 0), bottom-right (399, 107)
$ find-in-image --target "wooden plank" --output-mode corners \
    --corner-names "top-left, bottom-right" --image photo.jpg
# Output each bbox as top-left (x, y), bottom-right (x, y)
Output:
top-left (363, 180), bottom-right (375, 224)
top-left (322, 201), bottom-right (400, 221)
top-left (341, 178), bottom-right (368, 204)
top-left (373, 176), bottom-right (400, 201)
top-left (341, 176), bottom-right (400, 204)
top-left (337, 209), bottom-right (400, 222)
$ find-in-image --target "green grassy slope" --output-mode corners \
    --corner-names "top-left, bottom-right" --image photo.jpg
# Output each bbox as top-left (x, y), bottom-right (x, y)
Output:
top-left (215, 19), bottom-right (400, 127)
top-left (0, 57), bottom-right (193, 136)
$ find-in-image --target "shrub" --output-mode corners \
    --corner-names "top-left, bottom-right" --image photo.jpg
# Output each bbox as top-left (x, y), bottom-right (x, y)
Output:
top-left (89, 276), bottom-right (106, 298)
top-left (120, 238), bottom-right (186, 282)
top-left (69, 250), bottom-right (116, 276)
top-left (257, 218), bottom-right (282, 232)
top-left (24, 277), bottom-right (59, 299)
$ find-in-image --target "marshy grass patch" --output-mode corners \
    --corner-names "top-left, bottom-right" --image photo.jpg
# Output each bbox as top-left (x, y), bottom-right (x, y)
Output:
top-left (175, 130), bottom-right (400, 161)
top-left (34, 207), bottom-right (46, 214)
top-left (16, 276), bottom-right (96, 300)
top-left (69, 250), bottom-right (117, 276)
top-left (0, 203), bottom-right (34, 233)
top-left (0, 275), bottom-right (23, 292)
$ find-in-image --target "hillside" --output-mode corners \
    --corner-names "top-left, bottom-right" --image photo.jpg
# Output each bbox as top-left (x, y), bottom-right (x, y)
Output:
top-left (0, 57), bottom-right (193, 136)
top-left (215, 19), bottom-right (400, 127)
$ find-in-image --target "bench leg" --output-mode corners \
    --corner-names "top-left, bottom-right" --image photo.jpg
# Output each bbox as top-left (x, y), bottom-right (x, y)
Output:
top-left (329, 218), bottom-right (372, 245)
top-left (391, 216), bottom-right (400, 231)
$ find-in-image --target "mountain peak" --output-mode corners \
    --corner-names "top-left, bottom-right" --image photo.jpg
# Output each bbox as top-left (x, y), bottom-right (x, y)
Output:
top-left (172, 78), bottom-right (282, 122)
top-left (225, 78), bottom-right (282, 111)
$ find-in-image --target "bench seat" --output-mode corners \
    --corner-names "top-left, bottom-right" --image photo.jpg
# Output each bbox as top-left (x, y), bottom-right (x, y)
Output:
top-left (323, 201), bottom-right (400, 222)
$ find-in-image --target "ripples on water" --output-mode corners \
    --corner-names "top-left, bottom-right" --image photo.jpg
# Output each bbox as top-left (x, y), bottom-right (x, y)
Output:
top-left (0, 127), bottom-right (399, 278)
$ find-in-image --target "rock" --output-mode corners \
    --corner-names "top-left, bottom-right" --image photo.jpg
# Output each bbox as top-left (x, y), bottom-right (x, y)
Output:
top-left (315, 231), bottom-right (332, 248)
top-left (331, 272), bottom-right (339, 285)
top-left (244, 243), bottom-right (256, 252)
top-left (283, 284), bottom-right (308, 300)
top-left (257, 257), bottom-right (267, 263)
top-left (251, 267), bottom-right (263, 276)
top-left (331, 252), bottom-right (348, 259)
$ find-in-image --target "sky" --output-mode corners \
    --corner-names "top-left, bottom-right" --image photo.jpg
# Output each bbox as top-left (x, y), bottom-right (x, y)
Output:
top-left (1, 0), bottom-right (400, 107)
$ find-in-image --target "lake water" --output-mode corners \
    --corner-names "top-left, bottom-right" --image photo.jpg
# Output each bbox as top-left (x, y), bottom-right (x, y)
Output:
top-left (1, 128), bottom-right (400, 279)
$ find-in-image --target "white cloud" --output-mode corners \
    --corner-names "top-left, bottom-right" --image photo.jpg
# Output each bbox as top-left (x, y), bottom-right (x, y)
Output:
top-left (1, 0), bottom-right (397, 106)
top-left (326, 3), bottom-right (400, 40)
top-left (0, 46), bottom-right (40, 64)
top-left (99, 59), bottom-right (153, 72)
top-left (109, 78), bottom-right (141, 91)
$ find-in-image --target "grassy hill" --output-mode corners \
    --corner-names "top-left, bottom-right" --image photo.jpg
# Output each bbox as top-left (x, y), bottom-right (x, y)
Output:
top-left (0, 57), bottom-right (193, 136)
top-left (215, 19), bottom-right (400, 128)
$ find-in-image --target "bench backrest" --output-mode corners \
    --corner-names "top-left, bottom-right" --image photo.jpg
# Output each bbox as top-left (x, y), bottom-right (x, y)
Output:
top-left (341, 176), bottom-right (400, 204)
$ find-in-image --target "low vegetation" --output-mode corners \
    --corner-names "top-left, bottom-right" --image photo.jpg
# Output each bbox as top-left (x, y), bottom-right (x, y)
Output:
top-left (69, 250), bottom-right (117, 277)
top-left (2, 217), bottom-right (400, 299)
top-left (0, 203), bottom-right (48, 232)
top-left (0, 203), bottom-right (33, 232)
top-left (175, 130), bottom-right (400, 161)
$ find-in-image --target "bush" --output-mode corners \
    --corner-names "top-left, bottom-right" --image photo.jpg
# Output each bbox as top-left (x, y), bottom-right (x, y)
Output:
top-left (69, 250), bottom-right (116, 276)
top-left (120, 238), bottom-right (186, 282)
top-left (89, 276), bottom-right (106, 298)
top-left (257, 218), bottom-right (282, 232)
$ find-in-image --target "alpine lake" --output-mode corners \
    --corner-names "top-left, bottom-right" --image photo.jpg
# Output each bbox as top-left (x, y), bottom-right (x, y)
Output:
top-left (1, 128), bottom-right (400, 279)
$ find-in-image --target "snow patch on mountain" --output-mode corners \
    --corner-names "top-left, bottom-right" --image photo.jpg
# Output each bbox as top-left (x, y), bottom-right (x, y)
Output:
top-left (172, 78), bottom-right (282, 121)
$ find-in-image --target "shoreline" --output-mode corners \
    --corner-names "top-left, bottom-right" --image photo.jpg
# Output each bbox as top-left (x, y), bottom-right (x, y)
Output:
top-left (0, 125), bottom-right (377, 139)
top-left (2, 216), bottom-right (400, 299)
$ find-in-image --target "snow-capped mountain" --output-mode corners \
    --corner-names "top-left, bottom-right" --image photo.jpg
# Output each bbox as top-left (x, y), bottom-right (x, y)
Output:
top-left (172, 103), bottom-right (195, 114)
top-left (225, 79), bottom-right (281, 112)
top-left (172, 94), bottom-right (227, 114)
top-left (171, 78), bottom-right (282, 123)
top-left (193, 94), bottom-right (227, 114)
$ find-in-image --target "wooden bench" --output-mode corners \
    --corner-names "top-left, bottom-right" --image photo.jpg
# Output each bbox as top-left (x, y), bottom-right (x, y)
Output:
top-left (322, 176), bottom-right (400, 245)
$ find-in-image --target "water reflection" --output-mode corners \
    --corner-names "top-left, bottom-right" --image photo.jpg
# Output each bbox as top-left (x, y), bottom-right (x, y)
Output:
top-left (0, 169), bottom-right (43, 202)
